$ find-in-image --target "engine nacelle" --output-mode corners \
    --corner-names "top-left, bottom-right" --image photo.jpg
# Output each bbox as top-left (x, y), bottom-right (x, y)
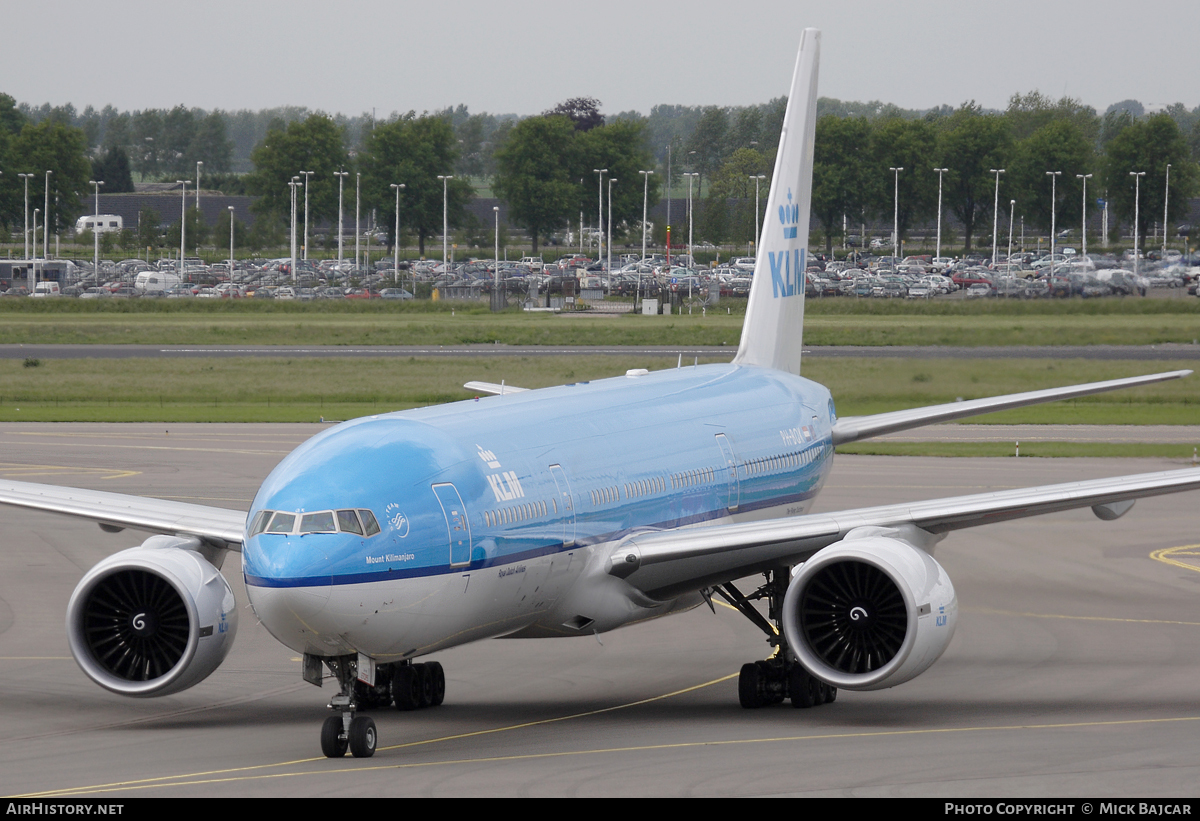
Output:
top-left (781, 528), bottom-right (957, 691)
top-left (66, 535), bottom-right (238, 697)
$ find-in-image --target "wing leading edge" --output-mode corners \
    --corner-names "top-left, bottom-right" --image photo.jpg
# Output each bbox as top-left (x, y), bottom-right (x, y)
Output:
top-left (0, 479), bottom-right (246, 549)
top-left (609, 467), bottom-right (1200, 598)
top-left (830, 369), bottom-right (1191, 445)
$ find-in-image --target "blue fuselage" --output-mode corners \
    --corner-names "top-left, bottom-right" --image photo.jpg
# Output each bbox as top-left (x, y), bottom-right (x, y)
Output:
top-left (241, 363), bottom-right (837, 658)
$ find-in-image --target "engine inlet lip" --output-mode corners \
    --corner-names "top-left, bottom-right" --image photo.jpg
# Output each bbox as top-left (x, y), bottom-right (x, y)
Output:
top-left (782, 547), bottom-right (919, 691)
top-left (67, 558), bottom-right (200, 698)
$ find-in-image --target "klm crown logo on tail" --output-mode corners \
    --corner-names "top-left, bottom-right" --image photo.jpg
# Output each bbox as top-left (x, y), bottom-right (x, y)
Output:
top-left (779, 189), bottom-right (799, 239)
top-left (769, 190), bottom-right (805, 299)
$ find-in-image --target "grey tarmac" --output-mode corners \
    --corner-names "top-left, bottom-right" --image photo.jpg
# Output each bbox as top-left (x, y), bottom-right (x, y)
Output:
top-left (0, 423), bottom-right (1197, 797)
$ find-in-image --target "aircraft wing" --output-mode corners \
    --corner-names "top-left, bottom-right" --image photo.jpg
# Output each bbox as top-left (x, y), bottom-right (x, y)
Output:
top-left (610, 467), bottom-right (1200, 598)
top-left (0, 479), bottom-right (246, 549)
top-left (830, 370), bottom-right (1191, 444)
top-left (464, 381), bottom-right (530, 396)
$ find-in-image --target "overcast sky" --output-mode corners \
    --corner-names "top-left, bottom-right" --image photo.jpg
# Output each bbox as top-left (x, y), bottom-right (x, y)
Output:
top-left (7, 0), bottom-right (1197, 119)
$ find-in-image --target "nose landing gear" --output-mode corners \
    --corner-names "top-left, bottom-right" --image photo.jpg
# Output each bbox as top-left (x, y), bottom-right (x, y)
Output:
top-left (311, 654), bottom-right (446, 758)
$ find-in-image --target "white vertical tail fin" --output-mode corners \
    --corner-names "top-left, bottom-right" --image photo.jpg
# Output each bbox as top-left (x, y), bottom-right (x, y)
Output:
top-left (731, 28), bottom-right (820, 376)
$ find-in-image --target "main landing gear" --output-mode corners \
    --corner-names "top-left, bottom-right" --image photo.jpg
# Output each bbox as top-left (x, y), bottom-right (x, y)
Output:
top-left (314, 655), bottom-right (446, 758)
top-left (710, 568), bottom-right (837, 710)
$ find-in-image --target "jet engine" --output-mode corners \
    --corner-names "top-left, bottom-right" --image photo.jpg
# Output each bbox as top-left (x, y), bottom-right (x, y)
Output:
top-left (781, 527), bottom-right (956, 691)
top-left (66, 535), bottom-right (238, 697)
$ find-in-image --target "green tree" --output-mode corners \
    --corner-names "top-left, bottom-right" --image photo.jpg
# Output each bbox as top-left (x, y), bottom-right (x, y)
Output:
top-left (212, 207), bottom-right (247, 250)
top-left (686, 106), bottom-right (731, 190)
top-left (359, 114), bottom-right (470, 256)
top-left (493, 115), bottom-right (579, 253)
top-left (704, 148), bottom-right (770, 247)
top-left (574, 118), bottom-right (659, 230)
top-left (131, 109), bottom-right (164, 178)
top-left (164, 206), bottom-right (209, 249)
top-left (246, 114), bottom-right (351, 226)
top-left (190, 111), bottom-right (234, 174)
top-left (161, 105), bottom-right (197, 178)
top-left (937, 106), bottom-right (1012, 252)
top-left (136, 207), bottom-right (162, 249)
top-left (1102, 114), bottom-right (1197, 242)
top-left (91, 146), bottom-right (135, 193)
top-left (1007, 119), bottom-right (1094, 234)
top-left (869, 117), bottom-right (938, 242)
top-left (10, 119), bottom-right (93, 231)
top-left (811, 116), bottom-right (875, 254)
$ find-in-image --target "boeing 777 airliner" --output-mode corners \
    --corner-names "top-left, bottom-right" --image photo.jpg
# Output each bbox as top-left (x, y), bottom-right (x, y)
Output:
top-left (2, 29), bottom-right (1198, 759)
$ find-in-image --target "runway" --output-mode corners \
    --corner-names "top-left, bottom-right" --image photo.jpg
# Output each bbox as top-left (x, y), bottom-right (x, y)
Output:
top-left (1, 424), bottom-right (1198, 797)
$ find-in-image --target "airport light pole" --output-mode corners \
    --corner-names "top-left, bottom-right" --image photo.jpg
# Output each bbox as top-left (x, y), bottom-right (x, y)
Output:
top-left (493, 205), bottom-right (500, 309)
top-left (889, 167), bottom-right (903, 265)
top-left (391, 183), bottom-right (405, 288)
top-left (685, 172), bottom-right (699, 264)
top-left (18, 173), bottom-right (32, 261)
top-left (334, 171), bottom-right (348, 269)
top-left (1046, 171), bottom-right (1061, 265)
top-left (751, 174), bottom-right (767, 251)
top-left (31, 209), bottom-right (38, 287)
top-left (1008, 199), bottom-right (1015, 276)
top-left (639, 170), bottom-right (653, 305)
top-left (1076, 174), bottom-right (1092, 258)
top-left (933, 167), bottom-right (948, 261)
top-left (594, 168), bottom-right (607, 264)
top-left (1130, 171), bottom-right (1145, 277)
top-left (437, 175), bottom-right (452, 275)
top-left (228, 206), bottom-right (235, 282)
top-left (355, 172), bottom-right (361, 271)
top-left (990, 168), bottom-right (1005, 266)
top-left (607, 178), bottom-right (616, 286)
top-left (42, 170), bottom-right (52, 262)
top-left (1163, 163), bottom-right (1171, 257)
top-left (195, 161), bottom-right (202, 214)
top-left (665, 144), bottom-right (671, 230)
top-left (89, 180), bottom-right (103, 278)
top-left (300, 171), bottom-right (314, 260)
top-left (177, 180), bottom-right (188, 278)
top-left (289, 177), bottom-right (299, 284)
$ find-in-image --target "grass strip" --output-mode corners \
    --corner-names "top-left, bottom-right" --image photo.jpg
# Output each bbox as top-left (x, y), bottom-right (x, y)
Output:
top-left (1, 355), bottom-right (1196, 425)
top-left (1, 296), bottom-right (1199, 347)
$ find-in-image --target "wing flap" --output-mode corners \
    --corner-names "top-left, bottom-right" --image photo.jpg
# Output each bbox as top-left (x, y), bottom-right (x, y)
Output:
top-left (830, 370), bottom-right (1192, 445)
top-left (616, 467), bottom-right (1200, 597)
top-left (0, 479), bottom-right (246, 548)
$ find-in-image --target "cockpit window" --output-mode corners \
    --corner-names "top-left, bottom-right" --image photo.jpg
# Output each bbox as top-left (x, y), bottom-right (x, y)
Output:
top-left (299, 511), bottom-right (337, 533)
top-left (266, 512), bottom-right (295, 533)
top-left (336, 509), bottom-right (363, 535)
top-left (252, 507), bottom-right (381, 537)
top-left (249, 510), bottom-right (271, 537)
top-left (359, 509), bottom-right (381, 536)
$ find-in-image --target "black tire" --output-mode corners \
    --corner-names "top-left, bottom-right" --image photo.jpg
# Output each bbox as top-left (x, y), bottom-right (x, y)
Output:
top-left (757, 659), bottom-right (784, 704)
top-left (392, 665), bottom-right (422, 711)
top-left (809, 675), bottom-right (825, 706)
top-left (320, 715), bottom-right (347, 758)
top-left (427, 661), bottom-right (446, 707)
top-left (348, 715), bottom-right (377, 758)
top-left (415, 663), bottom-right (433, 708)
top-left (823, 683), bottom-right (837, 703)
top-left (789, 666), bottom-right (815, 709)
top-left (738, 662), bottom-right (763, 709)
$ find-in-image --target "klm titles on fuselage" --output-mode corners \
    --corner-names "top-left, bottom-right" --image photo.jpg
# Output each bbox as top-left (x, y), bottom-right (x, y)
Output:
top-left (769, 188), bottom-right (804, 299)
